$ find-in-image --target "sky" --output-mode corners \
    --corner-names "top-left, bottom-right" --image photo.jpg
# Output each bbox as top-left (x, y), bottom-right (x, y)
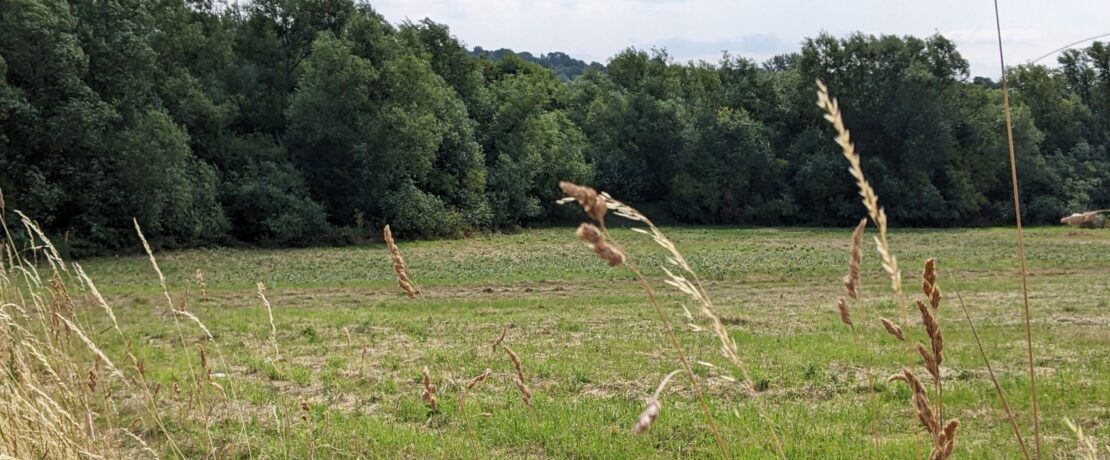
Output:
top-left (372, 0), bottom-right (1110, 78)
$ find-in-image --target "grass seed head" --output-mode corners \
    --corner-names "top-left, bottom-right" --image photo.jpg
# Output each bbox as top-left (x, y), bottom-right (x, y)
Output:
top-left (916, 300), bottom-right (943, 366)
top-left (575, 223), bottom-right (625, 267)
top-left (845, 217), bottom-right (866, 300)
top-left (923, 258), bottom-right (942, 308)
top-left (559, 181), bottom-right (607, 223)
top-left (503, 346), bottom-right (531, 406)
top-left (195, 268), bottom-right (207, 299)
top-left (421, 366), bottom-right (438, 412)
top-left (880, 317), bottom-right (905, 341)
top-left (633, 400), bottom-right (661, 434)
top-left (917, 342), bottom-right (940, 382)
top-left (467, 368), bottom-right (493, 390)
top-left (837, 297), bottom-right (853, 327)
top-left (384, 225), bottom-right (417, 298)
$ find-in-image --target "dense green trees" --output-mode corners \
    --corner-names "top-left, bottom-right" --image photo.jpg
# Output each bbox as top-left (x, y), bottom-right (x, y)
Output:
top-left (2, 0), bottom-right (1108, 255)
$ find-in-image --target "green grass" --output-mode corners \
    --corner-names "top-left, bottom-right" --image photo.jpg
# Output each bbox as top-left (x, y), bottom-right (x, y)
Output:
top-left (75, 226), bottom-right (1109, 458)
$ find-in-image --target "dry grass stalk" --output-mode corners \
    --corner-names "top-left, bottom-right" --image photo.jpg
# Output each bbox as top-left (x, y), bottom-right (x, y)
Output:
top-left (256, 282), bottom-right (281, 360)
top-left (0, 215), bottom-right (195, 458)
top-left (133, 219), bottom-right (174, 311)
top-left (54, 314), bottom-right (123, 379)
top-left (947, 270), bottom-right (1029, 458)
top-left (559, 181), bottom-right (732, 459)
top-left (420, 366), bottom-right (438, 412)
top-left (171, 309), bottom-right (214, 341)
top-left (466, 368), bottom-right (493, 390)
top-left (383, 225), bottom-right (417, 298)
top-left (15, 210), bottom-right (65, 274)
top-left (74, 263), bottom-right (121, 338)
top-left (502, 346), bottom-right (531, 407)
top-left (817, 83), bottom-right (923, 405)
top-left (133, 221), bottom-right (251, 455)
top-left (836, 218), bottom-right (880, 459)
top-left (575, 223), bottom-right (625, 266)
top-left (458, 367), bottom-right (494, 452)
top-left (633, 369), bottom-right (681, 435)
top-left (492, 327), bottom-right (507, 353)
top-left (195, 269), bottom-right (207, 300)
top-left (844, 217), bottom-right (867, 300)
top-left (993, 4), bottom-right (1041, 454)
top-left (1064, 418), bottom-right (1101, 460)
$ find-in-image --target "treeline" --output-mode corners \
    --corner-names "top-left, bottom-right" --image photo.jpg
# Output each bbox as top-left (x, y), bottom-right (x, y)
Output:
top-left (2, 0), bottom-right (1109, 255)
top-left (471, 47), bottom-right (605, 81)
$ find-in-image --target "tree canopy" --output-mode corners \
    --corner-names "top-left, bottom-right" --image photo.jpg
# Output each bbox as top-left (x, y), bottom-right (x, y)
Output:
top-left (2, 0), bottom-right (1108, 255)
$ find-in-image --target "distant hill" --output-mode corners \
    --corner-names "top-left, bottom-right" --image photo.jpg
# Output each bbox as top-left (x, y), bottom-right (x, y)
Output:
top-left (471, 47), bottom-right (605, 81)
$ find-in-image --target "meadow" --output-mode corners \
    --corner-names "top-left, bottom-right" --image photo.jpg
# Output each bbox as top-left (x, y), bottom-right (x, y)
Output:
top-left (54, 225), bottom-right (1108, 458)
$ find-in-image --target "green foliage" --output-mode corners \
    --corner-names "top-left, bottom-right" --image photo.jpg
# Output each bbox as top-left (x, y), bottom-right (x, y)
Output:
top-left (2, 0), bottom-right (1108, 254)
top-left (383, 181), bottom-right (464, 238)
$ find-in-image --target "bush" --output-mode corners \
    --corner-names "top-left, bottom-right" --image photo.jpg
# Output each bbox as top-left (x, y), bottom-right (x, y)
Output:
top-left (383, 182), bottom-right (466, 238)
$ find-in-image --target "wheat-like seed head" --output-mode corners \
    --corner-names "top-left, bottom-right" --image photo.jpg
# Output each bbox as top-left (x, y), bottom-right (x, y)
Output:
top-left (890, 368), bottom-right (960, 459)
top-left (503, 346), bottom-right (531, 406)
top-left (195, 269), bottom-right (207, 299)
top-left (903, 369), bottom-right (939, 436)
top-left (383, 225), bottom-right (417, 298)
top-left (816, 81), bottom-right (900, 295)
top-left (916, 300), bottom-right (943, 367)
top-left (923, 258), bottom-right (942, 309)
top-left (935, 419), bottom-right (960, 460)
top-left (917, 342), bottom-right (940, 382)
top-left (845, 218), bottom-right (867, 300)
top-left (837, 297), bottom-right (853, 327)
top-left (421, 366), bottom-right (437, 412)
top-left (575, 223), bottom-right (625, 266)
top-left (558, 181), bottom-right (607, 223)
top-left (880, 318), bottom-right (905, 341)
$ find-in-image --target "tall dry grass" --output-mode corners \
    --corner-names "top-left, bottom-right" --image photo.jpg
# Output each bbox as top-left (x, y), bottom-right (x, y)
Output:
top-left (994, 1), bottom-right (1042, 455)
top-left (0, 195), bottom-right (269, 458)
top-left (816, 76), bottom-right (1055, 460)
top-left (561, 180), bottom-right (786, 459)
top-left (0, 203), bottom-right (176, 458)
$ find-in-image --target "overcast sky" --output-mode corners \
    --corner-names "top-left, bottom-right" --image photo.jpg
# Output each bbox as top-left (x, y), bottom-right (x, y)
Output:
top-left (372, 0), bottom-right (1110, 78)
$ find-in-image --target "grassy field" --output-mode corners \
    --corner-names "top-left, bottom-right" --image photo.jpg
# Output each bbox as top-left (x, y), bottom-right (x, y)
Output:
top-left (65, 226), bottom-right (1110, 458)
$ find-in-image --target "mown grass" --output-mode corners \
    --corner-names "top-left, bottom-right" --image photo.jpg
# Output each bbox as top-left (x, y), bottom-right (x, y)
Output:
top-left (76, 226), bottom-right (1109, 458)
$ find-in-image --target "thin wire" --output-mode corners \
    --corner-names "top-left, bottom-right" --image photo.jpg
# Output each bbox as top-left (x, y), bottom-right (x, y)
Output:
top-left (994, 2), bottom-right (1041, 458)
top-left (1027, 32), bottom-right (1110, 64)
